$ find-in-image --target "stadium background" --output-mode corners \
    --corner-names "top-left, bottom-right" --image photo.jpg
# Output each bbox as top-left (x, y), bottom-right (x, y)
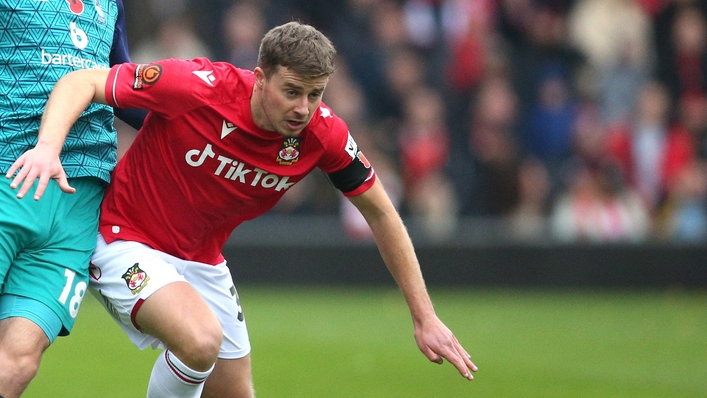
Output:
top-left (26, 0), bottom-right (707, 396)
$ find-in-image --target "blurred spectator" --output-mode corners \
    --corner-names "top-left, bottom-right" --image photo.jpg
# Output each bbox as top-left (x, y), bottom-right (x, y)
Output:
top-left (441, 0), bottom-right (498, 93)
top-left (568, 0), bottom-right (654, 126)
top-left (551, 161), bottom-right (651, 243)
top-left (522, 64), bottom-right (579, 171)
top-left (606, 81), bottom-right (696, 212)
top-left (222, 1), bottom-right (267, 70)
top-left (656, 159), bottom-right (707, 241)
top-left (131, 12), bottom-right (212, 64)
top-left (460, 73), bottom-right (523, 216)
top-left (509, 156), bottom-right (551, 241)
top-left (397, 85), bottom-right (457, 239)
top-left (678, 93), bottom-right (707, 159)
top-left (501, 0), bottom-right (586, 112)
top-left (655, 2), bottom-right (707, 105)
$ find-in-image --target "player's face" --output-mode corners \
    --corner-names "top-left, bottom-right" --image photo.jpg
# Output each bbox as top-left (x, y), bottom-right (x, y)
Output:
top-left (253, 66), bottom-right (329, 137)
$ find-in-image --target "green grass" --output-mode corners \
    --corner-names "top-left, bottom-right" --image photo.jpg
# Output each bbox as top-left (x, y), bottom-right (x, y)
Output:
top-left (24, 286), bottom-right (707, 397)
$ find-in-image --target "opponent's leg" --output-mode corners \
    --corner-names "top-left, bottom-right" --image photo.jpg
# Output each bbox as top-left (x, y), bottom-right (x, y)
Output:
top-left (135, 281), bottom-right (222, 398)
top-left (0, 317), bottom-right (50, 398)
top-left (202, 355), bottom-right (254, 398)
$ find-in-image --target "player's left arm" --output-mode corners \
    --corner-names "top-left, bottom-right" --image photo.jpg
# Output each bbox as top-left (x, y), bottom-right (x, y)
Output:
top-left (5, 69), bottom-right (110, 200)
top-left (347, 179), bottom-right (478, 380)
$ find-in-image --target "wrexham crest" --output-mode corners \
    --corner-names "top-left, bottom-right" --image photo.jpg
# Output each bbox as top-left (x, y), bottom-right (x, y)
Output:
top-left (276, 137), bottom-right (302, 165)
top-left (122, 263), bottom-right (150, 295)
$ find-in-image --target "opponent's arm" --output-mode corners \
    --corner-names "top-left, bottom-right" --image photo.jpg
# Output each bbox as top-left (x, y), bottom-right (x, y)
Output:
top-left (348, 179), bottom-right (477, 380)
top-left (5, 69), bottom-right (110, 200)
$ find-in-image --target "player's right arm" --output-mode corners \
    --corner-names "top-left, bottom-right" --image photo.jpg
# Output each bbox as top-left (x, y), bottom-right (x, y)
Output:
top-left (5, 69), bottom-right (110, 200)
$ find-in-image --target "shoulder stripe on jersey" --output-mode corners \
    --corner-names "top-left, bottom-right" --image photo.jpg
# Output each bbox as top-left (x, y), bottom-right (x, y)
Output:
top-left (112, 64), bottom-right (123, 108)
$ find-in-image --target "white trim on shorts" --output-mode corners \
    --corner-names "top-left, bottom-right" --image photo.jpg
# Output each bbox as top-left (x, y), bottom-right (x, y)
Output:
top-left (89, 233), bottom-right (250, 359)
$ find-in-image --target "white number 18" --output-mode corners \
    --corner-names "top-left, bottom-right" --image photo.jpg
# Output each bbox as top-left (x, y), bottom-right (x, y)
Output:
top-left (58, 269), bottom-right (87, 319)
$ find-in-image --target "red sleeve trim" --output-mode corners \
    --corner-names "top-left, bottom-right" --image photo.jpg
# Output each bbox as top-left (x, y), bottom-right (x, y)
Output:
top-left (105, 64), bottom-right (124, 108)
top-left (342, 171), bottom-right (376, 197)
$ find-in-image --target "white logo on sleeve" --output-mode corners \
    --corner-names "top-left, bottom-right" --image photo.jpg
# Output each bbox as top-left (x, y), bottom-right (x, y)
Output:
top-left (320, 107), bottom-right (332, 118)
top-left (221, 120), bottom-right (237, 139)
top-left (344, 131), bottom-right (358, 160)
top-left (192, 70), bottom-right (216, 86)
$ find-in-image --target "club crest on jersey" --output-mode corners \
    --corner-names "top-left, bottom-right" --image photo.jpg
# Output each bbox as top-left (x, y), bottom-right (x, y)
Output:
top-left (89, 263), bottom-right (102, 281)
top-left (276, 137), bottom-right (302, 165)
top-left (122, 263), bottom-right (150, 295)
top-left (133, 64), bottom-right (163, 90)
top-left (94, 0), bottom-right (106, 24)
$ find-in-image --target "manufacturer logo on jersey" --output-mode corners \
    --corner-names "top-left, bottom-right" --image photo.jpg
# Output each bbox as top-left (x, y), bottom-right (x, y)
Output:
top-left (221, 120), bottom-right (237, 139)
top-left (122, 263), bottom-right (150, 295)
top-left (133, 64), bottom-right (163, 90)
top-left (193, 70), bottom-right (216, 86)
top-left (320, 107), bottom-right (332, 118)
top-left (276, 137), bottom-right (302, 165)
top-left (66, 0), bottom-right (85, 14)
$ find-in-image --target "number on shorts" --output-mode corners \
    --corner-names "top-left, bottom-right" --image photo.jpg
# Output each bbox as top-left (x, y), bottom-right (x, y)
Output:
top-left (59, 269), bottom-right (87, 318)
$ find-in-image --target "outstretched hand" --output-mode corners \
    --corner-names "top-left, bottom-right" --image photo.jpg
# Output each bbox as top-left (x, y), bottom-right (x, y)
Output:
top-left (414, 316), bottom-right (477, 380)
top-left (5, 146), bottom-right (75, 200)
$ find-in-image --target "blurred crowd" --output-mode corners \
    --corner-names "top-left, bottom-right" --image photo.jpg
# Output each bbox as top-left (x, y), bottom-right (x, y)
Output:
top-left (118, 0), bottom-right (707, 244)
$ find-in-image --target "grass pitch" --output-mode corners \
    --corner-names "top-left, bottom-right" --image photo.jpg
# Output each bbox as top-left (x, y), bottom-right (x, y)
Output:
top-left (24, 286), bottom-right (707, 397)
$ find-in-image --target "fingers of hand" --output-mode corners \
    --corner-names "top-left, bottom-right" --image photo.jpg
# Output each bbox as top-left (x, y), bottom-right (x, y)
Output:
top-left (444, 347), bottom-right (475, 381)
top-left (11, 169), bottom-right (35, 199)
top-left (430, 338), bottom-right (477, 380)
top-left (420, 344), bottom-right (443, 365)
top-left (456, 341), bottom-right (479, 372)
top-left (5, 160), bottom-right (22, 179)
top-left (33, 175), bottom-right (50, 200)
top-left (57, 175), bottom-right (76, 195)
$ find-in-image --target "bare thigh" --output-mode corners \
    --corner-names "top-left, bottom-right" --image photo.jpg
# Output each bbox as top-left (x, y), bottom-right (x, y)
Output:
top-left (135, 281), bottom-right (222, 371)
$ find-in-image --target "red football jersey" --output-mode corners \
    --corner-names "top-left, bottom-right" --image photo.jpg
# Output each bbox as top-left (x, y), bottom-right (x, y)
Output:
top-left (101, 58), bottom-right (376, 264)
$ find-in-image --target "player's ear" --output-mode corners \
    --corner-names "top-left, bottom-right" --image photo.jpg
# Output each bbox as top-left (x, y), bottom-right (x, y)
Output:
top-left (253, 67), bottom-right (265, 88)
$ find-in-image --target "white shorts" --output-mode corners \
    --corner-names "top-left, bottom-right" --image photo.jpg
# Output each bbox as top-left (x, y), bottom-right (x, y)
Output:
top-left (89, 233), bottom-right (250, 359)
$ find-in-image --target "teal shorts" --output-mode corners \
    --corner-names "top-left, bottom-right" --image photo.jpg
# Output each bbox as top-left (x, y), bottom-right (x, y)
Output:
top-left (0, 176), bottom-right (105, 341)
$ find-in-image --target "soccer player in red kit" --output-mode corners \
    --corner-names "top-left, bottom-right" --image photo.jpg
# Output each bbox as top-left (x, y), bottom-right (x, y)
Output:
top-left (8, 22), bottom-right (477, 397)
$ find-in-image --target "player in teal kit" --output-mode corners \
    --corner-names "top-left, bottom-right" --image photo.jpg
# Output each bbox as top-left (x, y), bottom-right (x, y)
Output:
top-left (0, 1), bottom-right (144, 396)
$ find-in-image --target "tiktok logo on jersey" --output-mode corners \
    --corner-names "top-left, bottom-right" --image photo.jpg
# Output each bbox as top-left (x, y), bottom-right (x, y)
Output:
top-left (186, 143), bottom-right (296, 192)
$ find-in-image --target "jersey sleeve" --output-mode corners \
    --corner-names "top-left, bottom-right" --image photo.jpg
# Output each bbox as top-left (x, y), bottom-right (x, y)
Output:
top-left (105, 57), bottom-right (220, 118)
top-left (108, 0), bottom-right (147, 130)
top-left (318, 111), bottom-right (376, 197)
top-left (109, 0), bottom-right (131, 65)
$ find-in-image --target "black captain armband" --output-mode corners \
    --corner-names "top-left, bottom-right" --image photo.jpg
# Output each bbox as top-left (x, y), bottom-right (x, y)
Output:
top-left (327, 154), bottom-right (372, 193)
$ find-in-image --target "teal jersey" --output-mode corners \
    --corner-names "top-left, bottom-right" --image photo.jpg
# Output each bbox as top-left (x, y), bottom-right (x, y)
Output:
top-left (0, 0), bottom-right (120, 183)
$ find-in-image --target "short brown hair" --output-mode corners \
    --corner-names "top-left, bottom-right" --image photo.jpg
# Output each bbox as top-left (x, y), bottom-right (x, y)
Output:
top-left (258, 21), bottom-right (336, 79)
